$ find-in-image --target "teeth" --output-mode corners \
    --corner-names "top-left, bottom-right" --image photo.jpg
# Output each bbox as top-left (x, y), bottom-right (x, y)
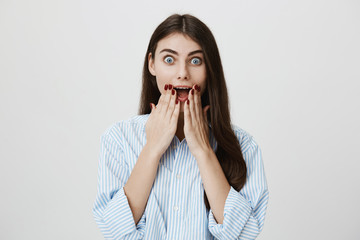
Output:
top-left (175, 87), bottom-right (191, 90)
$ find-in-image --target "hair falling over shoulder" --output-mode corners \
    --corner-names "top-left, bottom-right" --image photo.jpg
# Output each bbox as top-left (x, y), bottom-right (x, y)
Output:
top-left (139, 14), bottom-right (247, 210)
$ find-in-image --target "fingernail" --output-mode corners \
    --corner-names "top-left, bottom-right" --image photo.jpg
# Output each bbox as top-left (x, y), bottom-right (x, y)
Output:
top-left (149, 103), bottom-right (152, 109)
top-left (172, 89), bottom-right (175, 95)
top-left (168, 84), bottom-right (173, 90)
top-left (197, 86), bottom-right (201, 92)
top-left (164, 84), bottom-right (168, 90)
top-left (176, 100), bottom-right (179, 104)
top-left (191, 89), bottom-right (194, 95)
top-left (187, 99), bottom-right (189, 105)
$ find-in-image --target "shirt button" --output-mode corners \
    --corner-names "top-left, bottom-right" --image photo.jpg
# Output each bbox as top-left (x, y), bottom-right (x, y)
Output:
top-left (176, 174), bottom-right (181, 179)
top-left (173, 205), bottom-right (179, 211)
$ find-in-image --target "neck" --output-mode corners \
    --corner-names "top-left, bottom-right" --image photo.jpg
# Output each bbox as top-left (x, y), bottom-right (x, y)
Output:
top-left (175, 112), bottom-right (185, 141)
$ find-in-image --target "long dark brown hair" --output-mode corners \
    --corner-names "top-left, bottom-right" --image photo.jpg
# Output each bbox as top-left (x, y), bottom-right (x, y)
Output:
top-left (139, 14), bottom-right (247, 210)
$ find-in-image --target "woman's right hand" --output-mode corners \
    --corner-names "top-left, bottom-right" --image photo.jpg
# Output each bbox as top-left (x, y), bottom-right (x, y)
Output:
top-left (145, 84), bottom-right (180, 156)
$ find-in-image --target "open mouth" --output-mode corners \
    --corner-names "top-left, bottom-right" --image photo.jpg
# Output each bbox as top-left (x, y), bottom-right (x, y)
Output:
top-left (174, 87), bottom-right (192, 102)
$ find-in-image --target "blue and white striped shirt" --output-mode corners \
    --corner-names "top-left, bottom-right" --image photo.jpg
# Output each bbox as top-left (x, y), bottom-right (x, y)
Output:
top-left (92, 114), bottom-right (269, 240)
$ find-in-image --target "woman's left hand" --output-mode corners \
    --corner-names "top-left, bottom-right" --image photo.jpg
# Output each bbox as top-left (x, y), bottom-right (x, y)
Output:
top-left (184, 84), bottom-right (212, 159)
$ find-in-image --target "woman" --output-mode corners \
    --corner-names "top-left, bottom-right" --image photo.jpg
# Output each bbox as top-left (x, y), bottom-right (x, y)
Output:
top-left (93, 14), bottom-right (269, 240)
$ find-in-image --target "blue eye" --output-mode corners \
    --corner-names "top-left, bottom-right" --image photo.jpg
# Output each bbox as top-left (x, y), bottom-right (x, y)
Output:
top-left (164, 56), bottom-right (174, 64)
top-left (191, 57), bottom-right (201, 65)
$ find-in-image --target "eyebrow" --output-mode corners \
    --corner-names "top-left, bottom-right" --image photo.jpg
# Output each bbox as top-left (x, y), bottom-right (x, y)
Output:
top-left (159, 48), bottom-right (203, 56)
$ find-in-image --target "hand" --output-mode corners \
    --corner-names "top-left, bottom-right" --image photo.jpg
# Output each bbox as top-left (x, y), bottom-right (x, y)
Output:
top-left (145, 84), bottom-right (180, 156)
top-left (184, 84), bottom-right (211, 159)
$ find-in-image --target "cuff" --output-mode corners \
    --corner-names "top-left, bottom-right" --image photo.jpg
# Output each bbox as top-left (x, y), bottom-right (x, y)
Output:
top-left (102, 187), bottom-right (146, 239)
top-left (208, 186), bottom-right (252, 240)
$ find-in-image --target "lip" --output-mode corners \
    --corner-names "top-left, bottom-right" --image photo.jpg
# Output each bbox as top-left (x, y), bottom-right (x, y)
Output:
top-left (173, 85), bottom-right (193, 89)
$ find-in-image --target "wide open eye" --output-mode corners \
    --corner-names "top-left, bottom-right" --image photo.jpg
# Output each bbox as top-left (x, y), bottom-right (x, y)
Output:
top-left (190, 57), bottom-right (202, 65)
top-left (164, 56), bottom-right (174, 64)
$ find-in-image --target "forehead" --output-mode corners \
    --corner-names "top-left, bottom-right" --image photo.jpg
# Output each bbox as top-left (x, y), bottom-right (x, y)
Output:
top-left (156, 33), bottom-right (202, 54)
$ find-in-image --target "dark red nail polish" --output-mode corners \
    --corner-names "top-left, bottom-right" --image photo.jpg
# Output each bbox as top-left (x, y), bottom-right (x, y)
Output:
top-left (164, 84), bottom-right (168, 90)
top-left (197, 86), bottom-right (201, 92)
top-left (191, 89), bottom-right (194, 95)
top-left (172, 89), bottom-right (175, 95)
top-left (187, 100), bottom-right (189, 105)
top-left (149, 103), bottom-right (152, 109)
top-left (176, 100), bottom-right (179, 104)
top-left (168, 84), bottom-right (173, 90)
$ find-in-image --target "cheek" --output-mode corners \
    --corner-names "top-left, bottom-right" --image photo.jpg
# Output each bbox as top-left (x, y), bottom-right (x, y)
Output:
top-left (156, 75), bottom-right (170, 95)
top-left (155, 66), bottom-right (174, 93)
top-left (191, 67), bottom-right (207, 87)
top-left (156, 80), bottom-right (165, 95)
top-left (198, 70), bottom-right (207, 96)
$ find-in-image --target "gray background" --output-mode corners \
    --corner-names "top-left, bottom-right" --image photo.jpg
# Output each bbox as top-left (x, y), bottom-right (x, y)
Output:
top-left (1, 0), bottom-right (359, 239)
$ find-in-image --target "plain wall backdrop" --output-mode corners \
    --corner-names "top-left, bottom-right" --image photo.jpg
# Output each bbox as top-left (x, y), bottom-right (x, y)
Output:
top-left (1, 0), bottom-right (359, 239)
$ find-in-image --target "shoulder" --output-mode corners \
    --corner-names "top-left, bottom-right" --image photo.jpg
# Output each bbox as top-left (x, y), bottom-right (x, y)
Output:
top-left (100, 114), bottom-right (150, 145)
top-left (230, 124), bottom-right (260, 154)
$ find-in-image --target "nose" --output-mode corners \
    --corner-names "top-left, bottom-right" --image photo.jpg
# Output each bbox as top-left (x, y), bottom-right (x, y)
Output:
top-left (177, 62), bottom-right (189, 80)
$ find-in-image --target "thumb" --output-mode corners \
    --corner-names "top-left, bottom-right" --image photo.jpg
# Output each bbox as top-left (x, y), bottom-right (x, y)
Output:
top-left (149, 103), bottom-right (155, 112)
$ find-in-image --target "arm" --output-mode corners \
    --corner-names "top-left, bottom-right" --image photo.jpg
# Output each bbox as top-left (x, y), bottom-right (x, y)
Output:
top-left (196, 139), bottom-right (269, 240)
top-left (92, 132), bottom-right (165, 239)
top-left (124, 85), bottom-right (180, 224)
top-left (207, 136), bottom-right (269, 240)
top-left (183, 84), bottom-right (230, 222)
top-left (195, 149), bottom-right (230, 224)
top-left (184, 85), bottom-right (269, 239)
top-left (123, 143), bottom-right (161, 224)
top-left (93, 85), bottom-right (180, 239)
top-left (92, 132), bottom-right (148, 240)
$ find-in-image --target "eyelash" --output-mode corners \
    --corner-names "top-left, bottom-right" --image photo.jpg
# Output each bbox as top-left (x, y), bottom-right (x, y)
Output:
top-left (163, 56), bottom-right (203, 65)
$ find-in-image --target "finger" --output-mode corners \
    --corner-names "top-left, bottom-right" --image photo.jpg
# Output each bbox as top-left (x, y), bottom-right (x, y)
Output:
top-left (171, 97), bottom-right (180, 126)
top-left (193, 84), bottom-right (202, 120)
top-left (184, 98), bottom-right (192, 130)
top-left (158, 84), bottom-right (173, 113)
top-left (147, 103), bottom-right (156, 124)
top-left (165, 86), bottom-right (177, 120)
top-left (188, 86), bottom-right (197, 124)
top-left (156, 85), bottom-right (167, 109)
top-left (150, 102), bottom-right (156, 112)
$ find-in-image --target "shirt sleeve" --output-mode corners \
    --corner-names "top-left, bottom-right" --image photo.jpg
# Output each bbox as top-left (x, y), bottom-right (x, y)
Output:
top-left (208, 135), bottom-right (269, 240)
top-left (92, 131), bottom-right (146, 240)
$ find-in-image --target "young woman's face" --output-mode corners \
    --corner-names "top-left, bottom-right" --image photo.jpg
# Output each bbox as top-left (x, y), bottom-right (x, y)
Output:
top-left (148, 33), bottom-right (207, 112)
